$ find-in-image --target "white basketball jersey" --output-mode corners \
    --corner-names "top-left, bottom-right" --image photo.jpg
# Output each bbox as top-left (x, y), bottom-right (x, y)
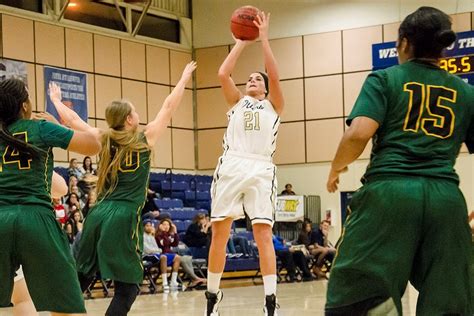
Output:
top-left (222, 96), bottom-right (280, 157)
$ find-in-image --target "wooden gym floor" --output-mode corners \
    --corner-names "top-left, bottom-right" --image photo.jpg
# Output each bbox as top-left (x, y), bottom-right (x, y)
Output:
top-left (4, 278), bottom-right (420, 315)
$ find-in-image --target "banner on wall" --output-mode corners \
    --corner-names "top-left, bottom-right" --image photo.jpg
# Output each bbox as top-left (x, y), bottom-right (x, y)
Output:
top-left (372, 30), bottom-right (474, 83)
top-left (0, 59), bottom-right (28, 84)
top-left (275, 195), bottom-right (305, 222)
top-left (44, 66), bottom-right (87, 122)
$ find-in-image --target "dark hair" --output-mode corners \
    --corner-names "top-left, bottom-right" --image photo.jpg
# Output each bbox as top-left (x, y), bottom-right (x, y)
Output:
top-left (0, 79), bottom-right (41, 159)
top-left (67, 193), bottom-right (79, 207)
top-left (160, 218), bottom-right (172, 226)
top-left (398, 6), bottom-right (456, 59)
top-left (301, 221), bottom-right (312, 232)
top-left (83, 156), bottom-right (93, 172)
top-left (193, 213), bottom-right (206, 224)
top-left (258, 72), bottom-right (269, 97)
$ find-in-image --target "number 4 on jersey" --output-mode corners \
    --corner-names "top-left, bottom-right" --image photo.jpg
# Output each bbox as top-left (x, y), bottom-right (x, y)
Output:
top-left (3, 132), bottom-right (32, 170)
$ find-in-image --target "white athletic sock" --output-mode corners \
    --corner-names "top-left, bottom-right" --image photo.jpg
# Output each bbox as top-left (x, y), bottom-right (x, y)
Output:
top-left (207, 271), bottom-right (223, 294)
top-left (171, 272), bottom-right (178, 284)
top-left (263, 275), bottom-right (277, 296)
top-left (162, 274), bottom-right (168, 286)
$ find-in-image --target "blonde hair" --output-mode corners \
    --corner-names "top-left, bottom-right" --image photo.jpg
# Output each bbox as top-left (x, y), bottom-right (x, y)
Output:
top-left (96, 100), bottom-right (149, 198)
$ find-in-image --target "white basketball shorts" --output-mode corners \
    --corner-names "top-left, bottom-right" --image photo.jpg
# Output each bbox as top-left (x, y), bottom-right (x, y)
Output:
top-left (210, 150), bottom-right (277, 226)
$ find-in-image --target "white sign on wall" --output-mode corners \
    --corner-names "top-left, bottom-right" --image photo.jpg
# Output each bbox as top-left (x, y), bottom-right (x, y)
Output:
top-left (275, 195), bottom-right (304, 222)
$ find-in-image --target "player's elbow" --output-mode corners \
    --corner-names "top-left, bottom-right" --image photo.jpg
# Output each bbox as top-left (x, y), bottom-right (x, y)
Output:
top-left (69, 131), bottom-right (102, 156)
top-left (345, 117), bottom-right (379, 143)
top-left (218, 68), bottom-right (230, 80)
top-left (82, 138), bottom-right (102, 156)
top-left (345, 126), bottom-right (374, 144)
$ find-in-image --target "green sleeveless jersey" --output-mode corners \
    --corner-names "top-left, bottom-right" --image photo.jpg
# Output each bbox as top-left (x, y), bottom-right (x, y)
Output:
top-left (349, 60), bottom-right (474, 183)
top-left (99, 134), bottom-right (151, 206)
top-left (0, 119), bottom-right (73, 208)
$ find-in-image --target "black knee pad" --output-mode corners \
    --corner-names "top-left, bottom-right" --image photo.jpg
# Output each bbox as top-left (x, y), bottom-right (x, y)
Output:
top-left (105, 281), bottom-right (139, 316)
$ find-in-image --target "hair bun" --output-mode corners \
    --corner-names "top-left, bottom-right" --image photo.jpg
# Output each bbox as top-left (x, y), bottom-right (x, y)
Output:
top-left (436, 29), bottom-right (456, 47)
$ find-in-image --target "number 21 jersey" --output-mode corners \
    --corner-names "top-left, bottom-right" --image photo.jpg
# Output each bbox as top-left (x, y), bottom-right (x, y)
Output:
top-left (223, 95), bottom-right (280, 158)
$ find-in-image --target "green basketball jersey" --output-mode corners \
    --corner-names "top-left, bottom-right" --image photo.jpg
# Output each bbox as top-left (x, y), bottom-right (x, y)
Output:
top-left (99, 135), bottom-right (151, 206)
top-left (0, 119), bottom-right (73, 208)
top-left (349, 60), bottom-right (474, 183)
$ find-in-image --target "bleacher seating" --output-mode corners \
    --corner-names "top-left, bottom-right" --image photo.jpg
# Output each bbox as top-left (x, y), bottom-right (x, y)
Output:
top-left (196, 182), bottom-right (211, 191)
top-left (153, 198), bottom-right (184, 210)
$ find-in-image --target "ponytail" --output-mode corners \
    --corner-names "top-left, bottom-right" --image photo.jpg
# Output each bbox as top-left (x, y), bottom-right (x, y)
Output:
top-left (95, 100), bottom-right (150, 199)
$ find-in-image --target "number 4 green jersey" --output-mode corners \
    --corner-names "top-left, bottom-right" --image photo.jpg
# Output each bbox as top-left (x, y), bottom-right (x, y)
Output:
top-left (0, 119), bottom-right (73, 208)
top-left (349, 60), bottom-right (474, 183)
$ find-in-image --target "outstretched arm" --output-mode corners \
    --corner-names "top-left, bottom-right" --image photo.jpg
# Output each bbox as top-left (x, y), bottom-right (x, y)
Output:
top-left (326, 117), bottom-right (378, 192)
top-left (48, 82), bottom-right (101, 140)
top-left (144, 61), bottom-right (197, 147)
top-left (218, 39), bottom-right (249, 106)
top-left (254, 12), bottom-right (284, 115)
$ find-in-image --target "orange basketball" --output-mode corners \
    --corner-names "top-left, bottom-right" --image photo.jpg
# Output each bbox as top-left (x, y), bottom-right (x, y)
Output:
top-left (230, 6), bottom-right (260, 41)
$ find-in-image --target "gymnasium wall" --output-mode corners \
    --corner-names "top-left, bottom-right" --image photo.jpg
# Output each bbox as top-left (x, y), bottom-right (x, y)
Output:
top-left (193, 3), bottom-right (474, 240)
top-left (0, 12), bottom-right (195, 170)
top-left (192, 0), bottom-right (474, 49)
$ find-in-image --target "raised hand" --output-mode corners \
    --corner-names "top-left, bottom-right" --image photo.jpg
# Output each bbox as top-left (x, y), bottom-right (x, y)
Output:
top-left (48, 82), bottom-right (62, 103)
top-left (232, 33), bottom-right (254, 46)
top-left (253, 11), bottom-right (270, 41)
top-left (180, 61), bottom-right (197, 82)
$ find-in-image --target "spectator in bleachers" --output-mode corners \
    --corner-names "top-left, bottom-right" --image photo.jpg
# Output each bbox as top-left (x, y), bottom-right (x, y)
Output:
top-left (272, 235), bottom-right (314, 282)
top-left (68, 210), bottom-right (84, 237)
top-left (143, 219), bottom-right (168, 265)
top-left (82, 189), bottom-right (97, 218)
top-left (155, 218), bottom-right (181, 291)
top-left (67, 158), bottom-right (85, 180)
top-left (68, 175), bottom-right (78, 193)
top-left (81, 156), bottom-right (96, 175)
top-left (297, 221), bottom-right (312, 248)
top-left (310, 220), bottom-right (336, 278)
top-left (143, 220), bottom-right (177, 292)
top-left (298, 221), bottom-right (330, 277)
top-left (144, 219), bottom-right (207, 290)
top-left (70, 184), bottom-right (84, 201)
top-left (64, 222), bottom-right (75, 244)
top-left (143, 220), bottom-right (161, 254)
top-left (65, 192), bottom-right (82, 215)
top-left (280, 183), bottom-right (296, 196)
top-left (184, 213), bottom-right (211, 248)
top-left (53, 197), bottom-right (68, 226)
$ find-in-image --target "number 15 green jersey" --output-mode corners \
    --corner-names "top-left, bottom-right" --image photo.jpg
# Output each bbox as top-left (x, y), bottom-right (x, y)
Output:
top-left (348, 60), bottom-right (474, 183)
